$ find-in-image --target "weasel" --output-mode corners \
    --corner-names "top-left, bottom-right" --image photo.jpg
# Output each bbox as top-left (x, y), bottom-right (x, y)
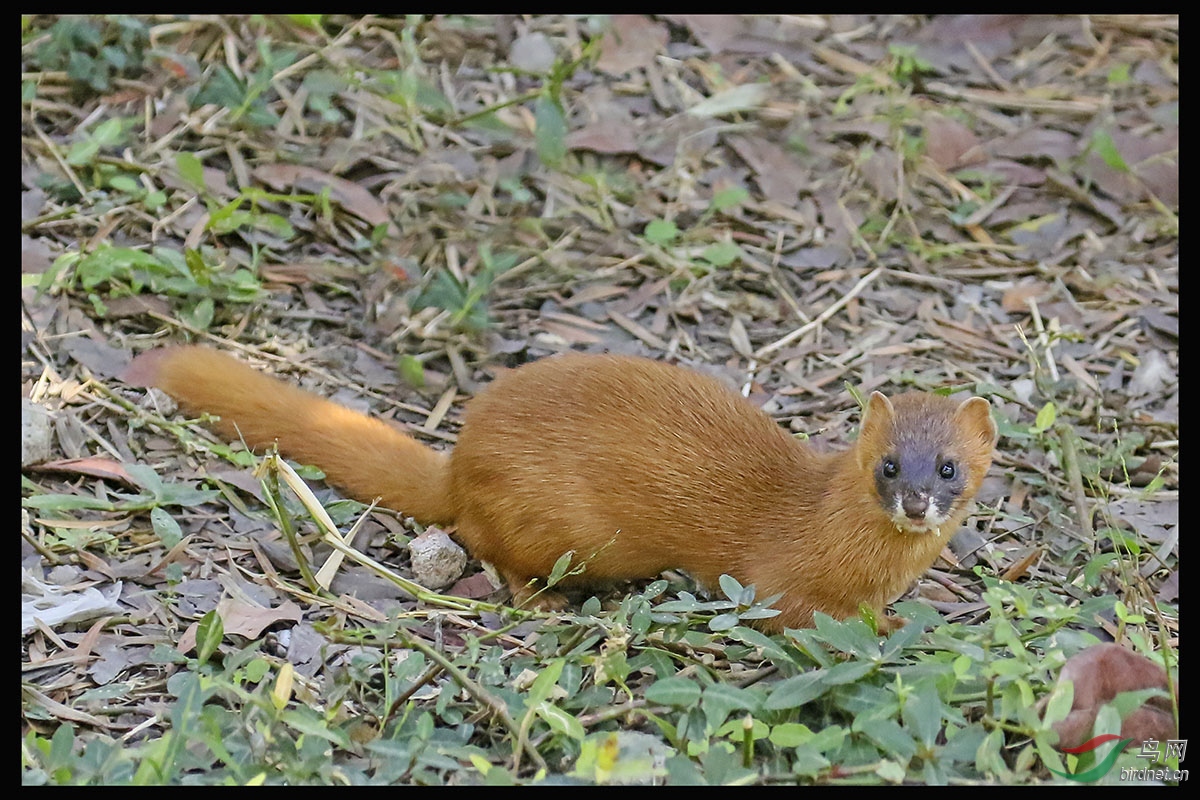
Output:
top-left (125, 346), bottom-right (997, 631)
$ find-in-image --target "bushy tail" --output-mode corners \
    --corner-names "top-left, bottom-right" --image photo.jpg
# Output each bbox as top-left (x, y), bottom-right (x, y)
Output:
top-left (125, 346), bottom-right (455, 524)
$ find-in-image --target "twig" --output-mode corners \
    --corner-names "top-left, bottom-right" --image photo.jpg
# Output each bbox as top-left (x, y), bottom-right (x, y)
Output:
top-left (754, 266), bottom-right (884, 359)
top-left (1056, 423), bottom-right (1095, 543)
top-left (1026, 297), bottom-right (1060, 382)
top-left (401, 632), bottom-right (548, 773)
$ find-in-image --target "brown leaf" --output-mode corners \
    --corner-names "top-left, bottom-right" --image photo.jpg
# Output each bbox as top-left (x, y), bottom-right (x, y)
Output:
top-left (90, 639), bottom-right (156, 686)
top-left (1127, 349), bottom-right (1174, 398)
top-left (635, 115), bottom-right (720, 167)
top-left (991, 127), bottom-right (1078, 164)
top-left (177, 599), bottom-right (303, 654)
top-left (999, 280), bottom-right (1048, 313)
top-left (1059, 354), bottom-right (1101, 395)
top-left (1082, 129), bottom-right (1178, 206)
top-left (61, 336), bottom-right (133, 380)
top-left (286, 623), bottom-right (345, 674)
top-left (607, 309), bottom-right (667, 350)
top-left (218, 599), bottom-right (303, 639)
top-left (728, 316), bottom-right (753, 358)
top-left (207, 467), bottom-right (269, 503)
top-left (1156, 569), bottom-right (1178, 603)
top-left (999, 546), bottom-right (1040, 581)
top-left (1003, 210), bottom-right (1068, 259)
top-left (903, 15), bottom-right (1025, 72)
top-left (560, 283), bottom-right (629, 307)
top-left (98, 295), bottom-right (173, 319)
top-left (253, 164), bottom-right (399, 235)
top-left (1134, 152), bottom-right (1179, 208)
top-left (595, 15), bottom-right (669, 75)
top-left (447, 571), bottom-right (501, 600)
top-left (1139, 307), bottom-right (1178, 340)
top-left (858, 147), bottom-right (900, 202)
top-left (22, 234), bottom-right (55, 274)
top-left (1098, 454), bottom-right (1163, 488)
top-left (970, 158), bottom-right (1046, 186)
top-left (726, 136), bottom-right (807, 206)
top-left (330, 565), bottom-right (415, 604)
top-left (259, 261), bottom-right (360, 286)
top-left (778, 245), bottom-right (850, 271)
top-left (159, 164), bottom-right (237, 199)
top-left (566, 117), bottom-right (639, 155)
top-left (823, 117), bottom-right (891, 144)
top-left (666, 15), bottom-right (820, 58)
top-left (413, 146), bottom-right (481, 182)
top-left (538, 319), bottom-right (605, 346)
top-left (1105, 497), bottom-right (1178, 546)
top-left (28, 457), bottom-right (138, 487)
top-left (924, 114), bottom-right (983, 170)
top-left (1041, 644), bottom-right (1175, 750)
top-left (916, 581), bottom-right (960, 604)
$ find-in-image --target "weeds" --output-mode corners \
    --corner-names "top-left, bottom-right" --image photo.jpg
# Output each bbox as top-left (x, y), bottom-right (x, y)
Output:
top-left (640, 186), bottom-right (751, 277)
top-left (411, 244), bottom-right (520, 331)
top-left (39, 245), bottom-right (264, 329)
top-left (19, 556), bottom-right (1146, 785)
top-left (25, 15), bottom-right (150, 97)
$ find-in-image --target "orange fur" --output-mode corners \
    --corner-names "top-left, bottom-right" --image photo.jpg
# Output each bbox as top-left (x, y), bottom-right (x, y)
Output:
top-left (127, 347), bottom-right (452, 523)
top-left (127, 346), bottom-right (997, 631)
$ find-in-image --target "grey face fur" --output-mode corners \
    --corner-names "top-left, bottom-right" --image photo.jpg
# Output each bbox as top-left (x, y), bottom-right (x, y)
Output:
top-left (873, 439), bottom-right (968, 531)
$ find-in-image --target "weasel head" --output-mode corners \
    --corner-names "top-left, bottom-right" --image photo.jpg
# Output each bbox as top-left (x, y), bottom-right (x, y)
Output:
top-left (856, 391), bottom-right (997, 536)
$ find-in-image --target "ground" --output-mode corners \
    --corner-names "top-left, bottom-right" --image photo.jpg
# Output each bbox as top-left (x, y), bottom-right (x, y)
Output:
top-left (21, 15), bottom-right (1177, 785)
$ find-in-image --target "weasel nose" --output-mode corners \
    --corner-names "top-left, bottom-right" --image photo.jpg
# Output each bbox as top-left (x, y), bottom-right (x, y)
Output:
top-left (902, 495), bottom-right (929, 520)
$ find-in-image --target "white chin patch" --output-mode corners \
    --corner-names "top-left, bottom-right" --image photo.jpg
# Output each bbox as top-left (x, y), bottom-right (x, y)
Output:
top-left (898, 519), bottom-right (939, 535)
top-left (890, 498), bottom-right (946, 534)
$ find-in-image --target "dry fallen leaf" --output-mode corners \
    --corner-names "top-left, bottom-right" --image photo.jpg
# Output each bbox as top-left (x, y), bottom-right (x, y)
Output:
top-left (1040, 643), bottom-right (1176, 751)
top-left (176, 599), bottom-right (303, 654)
top-left (924, 113), bottom-right (984, 170)
top-left (1000, 280), bottom-right (1049, 313)
top-left (253, 163), bottom-right (399, 235)
top-left (595, 15), bottom-right (668, 75)
top-left (727, 136), bottom-right (808, 206)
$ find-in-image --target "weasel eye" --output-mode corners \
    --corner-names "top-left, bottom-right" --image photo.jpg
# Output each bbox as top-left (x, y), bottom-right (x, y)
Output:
top-left (882, 458), bottom-right (899, 478)
top-left (939, 461), bottom-right (956, 480)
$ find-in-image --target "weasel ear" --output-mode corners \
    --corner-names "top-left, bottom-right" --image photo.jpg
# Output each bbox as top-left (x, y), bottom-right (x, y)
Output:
top-left (856, 392), bottom-right (895, 470)
top-left (955, 396), bottom-right (998, 448)
top-left (862, 391), bottom-right (895, 428)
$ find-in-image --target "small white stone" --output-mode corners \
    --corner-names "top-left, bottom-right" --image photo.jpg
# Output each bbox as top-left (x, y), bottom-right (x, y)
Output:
top-left (21, 398), bottom-right (53, 467)
top-left (407, 528), bottom-right (467, 589)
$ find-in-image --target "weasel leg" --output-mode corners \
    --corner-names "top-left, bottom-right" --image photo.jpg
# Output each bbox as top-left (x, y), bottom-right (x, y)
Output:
top-left (502, 570), bottom-right (568, 612)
